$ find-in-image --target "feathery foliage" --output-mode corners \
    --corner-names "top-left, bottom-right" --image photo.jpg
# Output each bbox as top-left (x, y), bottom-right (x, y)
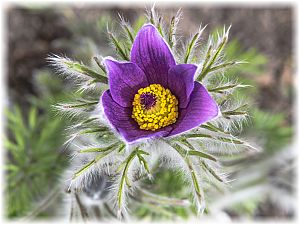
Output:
top-left (5, 105), bottom-right (67, 217)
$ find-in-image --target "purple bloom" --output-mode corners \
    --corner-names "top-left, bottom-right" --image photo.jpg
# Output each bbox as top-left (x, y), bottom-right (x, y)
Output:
top-left (102, 24), bottom-right (219, 143)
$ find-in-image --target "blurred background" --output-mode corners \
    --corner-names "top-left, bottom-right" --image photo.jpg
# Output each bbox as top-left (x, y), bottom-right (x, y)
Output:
top-left (4, 3), bottom-right (295, 222)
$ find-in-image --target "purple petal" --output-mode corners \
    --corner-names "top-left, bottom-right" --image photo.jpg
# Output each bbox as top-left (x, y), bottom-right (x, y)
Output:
top-left (131, 24), bottom-right (176, 87)
top-left (168, 82), bottom-right (219, 136)
top-left (168, 64), bottom-right (197, 108)
top-left (104, 58), bottom-right (148, 107)
top-left (102, 90), bottom-right (171, 143)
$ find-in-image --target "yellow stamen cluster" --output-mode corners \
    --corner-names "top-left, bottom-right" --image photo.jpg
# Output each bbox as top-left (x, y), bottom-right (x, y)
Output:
top-left (132, 84), bottom-right (178, 131)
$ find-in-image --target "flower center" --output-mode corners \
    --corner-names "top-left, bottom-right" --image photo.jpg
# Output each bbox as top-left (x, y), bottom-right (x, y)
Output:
top-left (132, 84), bottom-right (178, 131)
top-left (140, 92), bottom-right (157, 110)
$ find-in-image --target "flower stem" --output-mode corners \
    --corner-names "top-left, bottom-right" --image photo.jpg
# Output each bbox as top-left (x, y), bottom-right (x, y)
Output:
top-left (117, 149), bottom-right (138, 210)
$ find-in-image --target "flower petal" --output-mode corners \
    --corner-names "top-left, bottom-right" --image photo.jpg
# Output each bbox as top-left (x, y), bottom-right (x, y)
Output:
top-left (102, 90), bottom-right (171, 143)
top-left (131, 24), bottom-right (176, 87)
top-left (168, 64), bottom-right (197, 108)
top-left (104, 58), bottom-right (148, 107)
top-left (168, 82), bottom-right (219, 136)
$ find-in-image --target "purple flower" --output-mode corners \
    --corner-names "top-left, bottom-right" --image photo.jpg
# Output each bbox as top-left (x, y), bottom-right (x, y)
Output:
top-left (102, 24), bottom-right (219, 143)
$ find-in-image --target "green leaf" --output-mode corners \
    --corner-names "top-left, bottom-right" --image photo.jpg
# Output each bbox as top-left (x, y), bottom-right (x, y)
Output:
top-left (14, 130), bottom-right (25, 151)
top-left (137, 149), bottom-right (150, 156)
top-left (4, 138), bottom-right (19, 153)
top-left (157, 17), bottom-right (164, 37)
top-left (79, 142), bottom-right (122, 153)
top-left (5, 106), bottom-right (26, 134)
top-left (79, 127), bottom-right (108, 135)
top-left (5, 164), bottom-right (19, 172)
top-left (201, 122), bottom-right (230, 135)
top-left (122, 22), bottom-right (135, 44)
top-left (181, 133), bottom-right (212, 139)
top-left (197, 29), bottom-right (229, 81)
top-left (191, 170), bottom-right (201, 194)
top-left (93, 56), bottom-right (107, 74)
top-left (168, 16), bottom-right (176, 48)
top-left (184, 32), bottom-right (199, 63)
top-left (179, 139), bottom-right (217, 162)
top-left (28, 107), bottom-right (37, 130)
top-left (74, 142), bottom-right (123, 178)
top-left (208, 84), bottom-right (251, 93)
top-left (201, 161), bottom-right (224, 182)
top-left (56, 100), bottom-right (99, 109)
top-left (188, 150), bottom-right (217, 162)
top-left (108, 31), bottom-right (129, 61)
top-left (125, 175), bottom-right (132, 187)
top-left (207, 61), bottom-right (244, 73)
top-left (137, 153), bottom-right (150, 174)
top-left (64, 61), bottom-right (108, 84)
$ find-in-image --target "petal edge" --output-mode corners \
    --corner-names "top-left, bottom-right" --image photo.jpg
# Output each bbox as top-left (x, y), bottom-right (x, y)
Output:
top-left (168, 64), bottom-right (197, 108)
top-left (131, 24), bottom-right (176, 87)
top-left (104, 58), bottom-right (148, 107)
top-left (168, 82), bottom-right (219, 136)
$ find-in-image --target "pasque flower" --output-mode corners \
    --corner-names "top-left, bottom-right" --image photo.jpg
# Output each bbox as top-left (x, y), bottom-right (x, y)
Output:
top-left (50, 8), bottom-right (254, 220)
top-left (102, 24), bottom-right (219, 143)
